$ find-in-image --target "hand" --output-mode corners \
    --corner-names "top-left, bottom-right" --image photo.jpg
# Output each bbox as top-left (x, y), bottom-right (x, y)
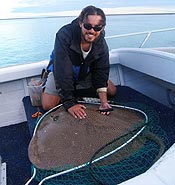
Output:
top-left (98, 102), bottom-right (113, 115)
top-left (68, 104), bottom-right (87, 119)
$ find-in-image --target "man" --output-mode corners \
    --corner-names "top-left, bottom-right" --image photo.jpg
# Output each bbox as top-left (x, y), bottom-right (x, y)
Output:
top-left (42, 5), bottom-right (117, 119)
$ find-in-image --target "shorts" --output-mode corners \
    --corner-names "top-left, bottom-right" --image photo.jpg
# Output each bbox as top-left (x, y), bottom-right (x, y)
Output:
top-left (44, 72), bottom-right (59, 96)
top-left (44, 72), bottom-right (97, 98)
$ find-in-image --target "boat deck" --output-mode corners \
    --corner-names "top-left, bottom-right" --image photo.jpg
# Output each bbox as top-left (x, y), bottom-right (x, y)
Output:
top-left (0, 86), bottom-right (175, 185)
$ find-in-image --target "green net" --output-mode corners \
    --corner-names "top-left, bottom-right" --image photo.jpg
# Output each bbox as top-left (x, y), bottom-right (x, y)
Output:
top-left (89, 125), bottom-right (168, 184)
top-left (29, 102), bottom-right (169, 185)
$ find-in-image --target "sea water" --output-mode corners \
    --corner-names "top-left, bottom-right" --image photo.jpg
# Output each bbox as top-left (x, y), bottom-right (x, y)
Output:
top-left (0, 14), bottom-right (175, 68)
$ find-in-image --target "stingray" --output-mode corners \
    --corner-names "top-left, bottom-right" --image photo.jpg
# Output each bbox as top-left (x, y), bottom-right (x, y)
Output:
top-left (28, 103), bottom-right (145, 170)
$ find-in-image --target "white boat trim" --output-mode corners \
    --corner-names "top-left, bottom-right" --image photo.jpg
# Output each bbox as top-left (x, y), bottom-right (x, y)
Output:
top-left (0, 60), bottom-right (48, 83)
top-left (120, 143), bottom-right (175, 185)
top-left (0, 156), bottom-right (6, 185)
top-left (110, 48), bottom-right (175, 85)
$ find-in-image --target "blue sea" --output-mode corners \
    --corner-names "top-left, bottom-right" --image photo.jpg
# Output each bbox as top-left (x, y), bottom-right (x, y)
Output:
top-left (0, 14), bottom-right (175, 68)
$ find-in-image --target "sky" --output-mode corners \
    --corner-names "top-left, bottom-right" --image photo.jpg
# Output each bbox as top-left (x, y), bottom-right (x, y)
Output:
top-left (1, 0), bottom-right (175, 19)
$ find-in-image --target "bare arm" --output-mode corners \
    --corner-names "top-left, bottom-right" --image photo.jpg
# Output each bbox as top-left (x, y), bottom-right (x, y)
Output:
top-left (98, 91), bottom-right (112, 115)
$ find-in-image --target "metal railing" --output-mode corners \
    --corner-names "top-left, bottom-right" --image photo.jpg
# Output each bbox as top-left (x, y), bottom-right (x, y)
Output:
top-left (105, 27), bottom-right (175, 48)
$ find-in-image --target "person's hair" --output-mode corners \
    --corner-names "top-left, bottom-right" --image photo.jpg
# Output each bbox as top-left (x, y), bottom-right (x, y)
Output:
top-left (78, 5), bottom-right (106, 26)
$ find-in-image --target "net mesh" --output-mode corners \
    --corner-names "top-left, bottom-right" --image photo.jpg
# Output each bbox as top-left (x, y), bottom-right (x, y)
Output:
top-left (89, 125), bottom-right (167, 184)
top-left (29, 102), bottom-right (170, 185)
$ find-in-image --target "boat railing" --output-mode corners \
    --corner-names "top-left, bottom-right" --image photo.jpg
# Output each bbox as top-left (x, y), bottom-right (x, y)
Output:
top-left (105, 27), bottom-right (175, 48)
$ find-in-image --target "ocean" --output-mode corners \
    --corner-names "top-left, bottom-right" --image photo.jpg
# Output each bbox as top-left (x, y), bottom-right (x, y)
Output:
top-left (0, 14), bottom-right (175, 68)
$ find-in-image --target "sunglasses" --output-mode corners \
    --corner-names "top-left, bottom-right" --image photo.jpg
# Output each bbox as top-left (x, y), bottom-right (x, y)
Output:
top-left (83, 23), bottom-right (103, 32)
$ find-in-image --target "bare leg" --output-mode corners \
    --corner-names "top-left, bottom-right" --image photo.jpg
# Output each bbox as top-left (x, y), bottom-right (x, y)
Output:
top-left (107, 80), bottom-right (117, 96)
top-left (41, 92), bottom-right (60, 111)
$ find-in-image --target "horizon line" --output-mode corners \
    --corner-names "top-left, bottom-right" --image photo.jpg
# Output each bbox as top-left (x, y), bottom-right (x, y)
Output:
top-left (1, 12), bottom-right (175, 21)
top-left (1, 6), bottom-right (175, 20)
